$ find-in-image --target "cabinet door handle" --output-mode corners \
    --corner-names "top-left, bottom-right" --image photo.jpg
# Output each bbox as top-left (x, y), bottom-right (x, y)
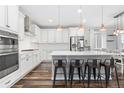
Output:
top-left (4, 80), bottom-right (11, 85)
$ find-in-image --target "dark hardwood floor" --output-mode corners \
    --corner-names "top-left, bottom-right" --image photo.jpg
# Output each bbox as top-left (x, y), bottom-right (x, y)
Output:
top-left (12, 62), bottom-right (124, 88)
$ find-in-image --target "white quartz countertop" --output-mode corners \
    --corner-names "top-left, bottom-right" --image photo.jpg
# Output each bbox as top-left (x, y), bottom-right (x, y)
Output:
top-left (50, 51), bottom-right (119, 56)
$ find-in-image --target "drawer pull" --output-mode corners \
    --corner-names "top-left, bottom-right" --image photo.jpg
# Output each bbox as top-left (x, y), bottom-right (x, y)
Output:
top-left (4, 80), bottom-right (11, 85)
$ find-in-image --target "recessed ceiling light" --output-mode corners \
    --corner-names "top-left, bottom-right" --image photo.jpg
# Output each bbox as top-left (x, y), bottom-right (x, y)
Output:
top-left (77, 9), bottom-right (82, 13)
top-left (48, 19), bottom-right (53, 23)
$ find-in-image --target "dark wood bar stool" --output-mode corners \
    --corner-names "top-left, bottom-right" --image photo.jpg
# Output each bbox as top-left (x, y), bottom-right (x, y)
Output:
top-left (100, 57), bottom-right (120, 88)
top-left (68, 59), bottom-right (84, 87)
top-left (84, 59), bottom-right (102, 88)
top-left (53, 59), bottom-right (67, 88)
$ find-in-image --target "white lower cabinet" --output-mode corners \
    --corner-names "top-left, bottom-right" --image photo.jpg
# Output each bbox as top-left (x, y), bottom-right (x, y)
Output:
top-left (20, 51), bottom-right (41, 77)
top-left (20, 53), bottom-right (33, 75)
top-left (0, 51), bottom-right (41, 88)
top-left (0, 69), bottom-right (21, 88)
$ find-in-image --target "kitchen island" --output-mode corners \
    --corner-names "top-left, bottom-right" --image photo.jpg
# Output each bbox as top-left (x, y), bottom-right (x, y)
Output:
top-left (50, 51), bottom-right (122, 80)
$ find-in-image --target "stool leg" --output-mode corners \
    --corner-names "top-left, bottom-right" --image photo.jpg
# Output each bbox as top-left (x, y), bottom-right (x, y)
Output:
top-left (105, 66), bottom-right (110, 88)
top-left (68, 64), bottom-right (72, 81)
top-left (105, 66), bottom-right (108, 88)
top-left (78, 67), bottom-right (81, 82)
top-left (84, 65), bottom-right (88, 80)
top-left (115, 66), bottom-right (120, 88)
top-left (81, 67), bottom-right (85, 87)
top-left (53, 67), bottom-right (57, 88)
top-left (93, 68), bottom-right (96, 80)
top-left (70, 67), bottom-right (74, 88)
top-left (63, 67), bottom-right (67, 88)
top-left (97, 67), bottom-right (102, 87)
top-left (88, 66), bottom-right (91, 88)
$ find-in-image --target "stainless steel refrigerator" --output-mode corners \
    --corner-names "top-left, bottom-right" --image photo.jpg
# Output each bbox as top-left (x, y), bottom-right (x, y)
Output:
top-left (70, 36), bottom-right (84, 51)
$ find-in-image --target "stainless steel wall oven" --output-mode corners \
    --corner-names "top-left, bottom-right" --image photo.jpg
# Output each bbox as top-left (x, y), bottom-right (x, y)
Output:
top-left (0, 30), bottom-right (18, 79)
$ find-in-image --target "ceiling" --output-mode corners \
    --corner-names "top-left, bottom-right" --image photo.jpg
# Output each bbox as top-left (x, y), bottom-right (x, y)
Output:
top-left (20, 5), bottom-right (124, 28)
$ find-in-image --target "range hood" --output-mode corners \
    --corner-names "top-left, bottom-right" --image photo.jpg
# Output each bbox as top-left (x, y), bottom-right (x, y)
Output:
top-left (24, 15), bottom-right (32, 32)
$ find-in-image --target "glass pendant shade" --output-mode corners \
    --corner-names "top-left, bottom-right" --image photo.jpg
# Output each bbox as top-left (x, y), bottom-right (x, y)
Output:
top-left (57, 6), bottom-right (63, 31)
top-left (100, 6), bottom-right (106, 32)
top-left (79, 25), bottom-right (84, 31)
top-left (113, 31), bottom-right (116, 35)
top-left (57, 25), bottom-right (63, 31)
top-left (119, 28), bottom-right (124, 33)
top-left (78, 5), bottom-right (85, 32)
top-left (116, 28), bottom-right (120, 33)
top-left (100, 24), bottom-right (106, 31)
top-left (113, 31), bottom-right (118, 36)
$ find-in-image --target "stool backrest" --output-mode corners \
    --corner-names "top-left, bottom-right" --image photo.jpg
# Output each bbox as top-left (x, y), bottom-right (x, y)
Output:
top-left (110, 57), bottom-right (115, 66)
top-left (104, 57), bottom-right (115, 66)
top-left (53, 59), bottom-right (67, 66)
top-left (87, 59), bottom-right (101, 67)
top-left (70, 59), bottom-right (84, 66)
top-left (58, 60), bottom-right (62, 66)
top-left (75, 60), bottom-right (80, 66)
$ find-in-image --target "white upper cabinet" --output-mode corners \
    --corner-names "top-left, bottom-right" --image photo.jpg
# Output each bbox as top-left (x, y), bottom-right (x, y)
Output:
top-left (55, 30), bottom-right (63, 43)
top-left (7, 6), bottom-right (18, 32)
top-left (69, 28), bottom-right (77, 36)
top-left (18, 12), bottom-right (25, 41)
top-left (32, 24), bottom-right (41, 43)
top-left (0, 5), bottom-right (18, 33)
top-left (0, 6), bottom-right (6, 28)
top-left (69, 27), bottom-right (84, 36)
top-left (62, 29), bottom-right (69, 43)
top-left (40, 29), bottom-right (69, 43)
top-left (40, 30), bottom-right (48, 43)
top-left (48, 29), bottom-right (55, 43)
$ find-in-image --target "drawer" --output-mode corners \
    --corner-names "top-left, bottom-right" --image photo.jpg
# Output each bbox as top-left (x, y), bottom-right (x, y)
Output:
top-left (0, 70), bottom-right (20, 88)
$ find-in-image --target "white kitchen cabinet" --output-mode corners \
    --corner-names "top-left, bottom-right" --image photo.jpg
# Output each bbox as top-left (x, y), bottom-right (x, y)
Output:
top-left (69, 28), bottom-right (78, 36)
top-left (36, 26), bottom-right (41, 43)
top-left (62, 29), bottom-right (69, 43)
top-left (48, 29), bottom-right (55, 43)
top-left (77, 30), bottom-right (84, 36)
top-left (18, 12), bottom-right (25, 41)
top-left (0, 69), bottom-right (21, 88)
top-left (7, 6), bottom-right (18, 32)
top-left (69, 27), bottom-right (84, 36)
top-left (40, 30), bottom-right (48, 43)
top-left (33, 25), bottom-right (41, 43)
top-left (55, 30), bottom-right (63, 43)
top-left (0, 5), bottom-right (18, 33)
top-left (40, 29), bottom-right (70, 43)
top-left (0, 6), bottom-right (6, 28)
top-left (20, 54), bottom-right (32, 74)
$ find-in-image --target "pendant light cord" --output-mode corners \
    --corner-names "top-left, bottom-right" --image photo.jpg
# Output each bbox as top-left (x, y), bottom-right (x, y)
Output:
top-left (120, 15), bottom-right (123, 29)
top-left (58, 5), bottom-right (60, 26)
top-left (101, 5), bottom-right (103, 25)
top-left (80, 5), bottom-right (83, 26)
top-left (117, 17), bottom-right (119, 30)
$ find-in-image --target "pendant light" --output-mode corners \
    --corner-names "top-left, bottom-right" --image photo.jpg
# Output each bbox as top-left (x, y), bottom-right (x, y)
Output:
top-left (119, 15), bottom-right (124, 33)
top-left (100, 6), bottom-right (106, 31)
top-left (116, 17), bottom-right (120, 34)
top-left (113, 18), bottom-right (118, 36)
top-left (57, 5), bottom-right (63, 31)
top-left (79, 5), bottom-right (84, 31)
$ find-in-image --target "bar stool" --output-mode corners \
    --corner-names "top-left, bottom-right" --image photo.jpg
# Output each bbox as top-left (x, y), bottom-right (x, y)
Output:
top-left (100, 57), bottom-right (120, 88)
top-left (53, 58), bottom-right (67, 88)
top-left (68, 59), bottom-right (84, 87)
top-left (84, 59), bottom-right (102, 88)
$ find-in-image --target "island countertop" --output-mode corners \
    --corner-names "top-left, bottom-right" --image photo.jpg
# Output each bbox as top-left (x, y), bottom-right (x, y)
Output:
top-left (50, 51), bottom-right (119, 56)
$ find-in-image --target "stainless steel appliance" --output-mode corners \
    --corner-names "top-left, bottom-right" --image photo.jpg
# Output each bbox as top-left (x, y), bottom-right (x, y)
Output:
top-left (0, 30), bottom-right (18, 79)
top-left (70, 36), bottom-right (84, 51)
